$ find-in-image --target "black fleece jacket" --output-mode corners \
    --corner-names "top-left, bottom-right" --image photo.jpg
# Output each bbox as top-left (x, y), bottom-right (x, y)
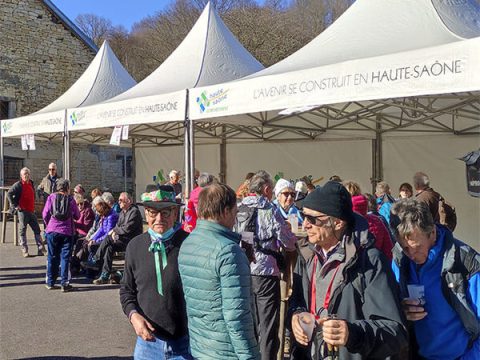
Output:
top-left (120, 230), bottom-right (189, 340)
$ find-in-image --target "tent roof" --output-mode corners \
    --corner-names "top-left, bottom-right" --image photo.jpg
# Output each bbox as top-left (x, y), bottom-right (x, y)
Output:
top-left (110, 2), bottom-right (263, 101)
top-left (251, 0), bottom-right (480, 78)
top-left (37, 41), bottom-right (136, 113)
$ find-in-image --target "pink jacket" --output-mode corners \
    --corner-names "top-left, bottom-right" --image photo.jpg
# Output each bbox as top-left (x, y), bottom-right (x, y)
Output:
top-left (352, 195), bottom-right (393, 261)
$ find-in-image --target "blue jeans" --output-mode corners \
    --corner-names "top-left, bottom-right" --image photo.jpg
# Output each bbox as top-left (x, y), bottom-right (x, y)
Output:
top-left (134, 334), bottom-right (193, 360)
top-left (46, 232), bottom-right (73, 286)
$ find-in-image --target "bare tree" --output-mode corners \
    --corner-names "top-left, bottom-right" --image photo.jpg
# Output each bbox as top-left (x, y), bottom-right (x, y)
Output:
top-left (75, 14), bottom-right (113, 46)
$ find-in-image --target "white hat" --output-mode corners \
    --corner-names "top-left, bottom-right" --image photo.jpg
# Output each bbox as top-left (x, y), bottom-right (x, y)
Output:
top-left (274, 178), bottom-right (293, 198)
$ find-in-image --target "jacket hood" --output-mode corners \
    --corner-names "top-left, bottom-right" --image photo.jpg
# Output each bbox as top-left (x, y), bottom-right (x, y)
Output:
top-left (242, 195), bottom-right (270, 209)
top-left (348, 212), bottom-right (374, 250)
top-left (351, 195), bottom-right (368, 216)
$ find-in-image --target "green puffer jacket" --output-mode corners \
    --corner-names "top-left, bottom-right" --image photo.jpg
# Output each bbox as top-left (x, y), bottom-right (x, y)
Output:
top-left (179, 220), bottom-right (260, 360)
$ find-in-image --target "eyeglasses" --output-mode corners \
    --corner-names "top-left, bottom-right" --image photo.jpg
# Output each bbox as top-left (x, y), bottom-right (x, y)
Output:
top-left (300, 211), bottom-right (331, 226)
top-left (281, 192), bottom-right (296, 198)
top-left (145, 207), bottom-right (174, 218)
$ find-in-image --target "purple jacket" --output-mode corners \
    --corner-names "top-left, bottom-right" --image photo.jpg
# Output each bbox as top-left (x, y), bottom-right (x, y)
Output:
top-left (43, 193), bottom-right (80, 236)
top-left (91, 209), bottom-right (118, 243)
top-left (74, 200), bottom-right (95, 237)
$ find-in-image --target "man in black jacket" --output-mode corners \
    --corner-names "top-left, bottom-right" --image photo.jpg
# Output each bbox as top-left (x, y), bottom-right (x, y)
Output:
top-left (289, 181), bottom-right (407, 360)
top-left (89, 192), bottom-right (143, 285)
top-left (119, 186), bottom-right (193, 359)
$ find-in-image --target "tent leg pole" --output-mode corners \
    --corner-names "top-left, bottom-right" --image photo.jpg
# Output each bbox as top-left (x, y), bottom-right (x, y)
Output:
top-left (220, 125), bottom-right (226, 183)
top-left (184, 89), bottom-right (191, 200)
top-left (124, 147), bottom-right (127, 193)
top-left (0, 134), bottom-right (4, 188)
top-left (132, 139), bottom-right (136, 199)
top-left (189, 118), bottom-right (195, 193)
top-left (62, 110), bottom-right (70, 181)
top-left (372, 117), bottom-right (383, 193)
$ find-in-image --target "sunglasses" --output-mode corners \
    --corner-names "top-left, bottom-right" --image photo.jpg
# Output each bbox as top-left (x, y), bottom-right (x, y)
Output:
top-left (300, 211), bottom-right (330, 226)
top-left (281, 192), bottom-right (296, 198)
top-left (145, 207), bottom-right (174, 218)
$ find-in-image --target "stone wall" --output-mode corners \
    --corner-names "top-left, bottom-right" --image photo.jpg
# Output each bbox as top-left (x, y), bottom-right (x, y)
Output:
top-left (1, 0), bottom-right (133, 197)
top-left (0, 0), bottom-right (96, 115)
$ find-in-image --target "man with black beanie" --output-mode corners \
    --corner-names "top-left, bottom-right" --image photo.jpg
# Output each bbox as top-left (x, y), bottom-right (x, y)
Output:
top-left (288, 181), bottom-right (407, 360)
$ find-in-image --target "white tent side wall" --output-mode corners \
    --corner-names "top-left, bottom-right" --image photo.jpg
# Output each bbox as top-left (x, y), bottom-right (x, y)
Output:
top-left (383, 134), bottom-right (480, 249)
top-left (225, 141), bottom-right (372, 191)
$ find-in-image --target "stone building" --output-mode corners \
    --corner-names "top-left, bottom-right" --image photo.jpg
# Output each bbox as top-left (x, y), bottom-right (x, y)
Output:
top-left (0, 0), bottom-right (133, 195)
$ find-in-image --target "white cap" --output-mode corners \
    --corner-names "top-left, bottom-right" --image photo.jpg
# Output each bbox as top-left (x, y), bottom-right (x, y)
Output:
top-left (274, 178), bottom-right (293, 198)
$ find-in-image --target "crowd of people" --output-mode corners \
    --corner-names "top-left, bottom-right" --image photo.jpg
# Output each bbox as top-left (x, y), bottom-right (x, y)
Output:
top-left (6, 164), bottom-right (479, 360)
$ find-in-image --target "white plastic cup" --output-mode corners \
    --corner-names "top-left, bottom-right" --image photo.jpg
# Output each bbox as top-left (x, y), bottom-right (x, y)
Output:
top-left (298, 312), bottom-right (316, 341)
top-left (288, 214), bottom-right (299, 233)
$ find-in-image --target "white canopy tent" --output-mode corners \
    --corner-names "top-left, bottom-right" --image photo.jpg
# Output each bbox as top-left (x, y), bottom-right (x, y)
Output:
top-left (174, 0), bottom-right (480, 245)
top-left (65, 2), bottom-right (263, 193)
top-left (0, 41), bottom-right (137, 177)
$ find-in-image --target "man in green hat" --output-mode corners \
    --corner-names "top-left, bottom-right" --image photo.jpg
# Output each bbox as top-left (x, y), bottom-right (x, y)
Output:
top-left (120, 185), bottom-right (193, 359)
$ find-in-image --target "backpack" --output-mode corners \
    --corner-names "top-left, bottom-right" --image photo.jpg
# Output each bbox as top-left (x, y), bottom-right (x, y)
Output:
top-left (438, 196), bottom-right (457, 232)
top-left (235, 203), bottom-right (286, 271)
top-left (52, 193), bottom-right (71, 221)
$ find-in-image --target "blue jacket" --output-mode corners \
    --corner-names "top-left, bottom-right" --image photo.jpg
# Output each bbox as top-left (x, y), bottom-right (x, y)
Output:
top-left (392, 225), bottom-right (480, 360)
top-left (91, 209), bottom-right (118, 243)
top-left (178, 220), bottom-right (259, 360)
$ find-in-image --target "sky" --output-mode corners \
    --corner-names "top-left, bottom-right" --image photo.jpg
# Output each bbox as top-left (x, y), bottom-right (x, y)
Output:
top-left (50, 0), bottom-right (172, 30)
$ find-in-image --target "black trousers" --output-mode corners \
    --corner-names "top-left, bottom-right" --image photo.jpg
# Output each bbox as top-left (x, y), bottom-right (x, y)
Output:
top-left (94, 235), bottom-right (126, 274)
top-left (252, 275), bottom-right (280, 360)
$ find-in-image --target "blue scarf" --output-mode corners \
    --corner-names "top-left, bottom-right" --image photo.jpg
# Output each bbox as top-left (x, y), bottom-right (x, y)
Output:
top-left (147, 223), bottom-right (181, 296)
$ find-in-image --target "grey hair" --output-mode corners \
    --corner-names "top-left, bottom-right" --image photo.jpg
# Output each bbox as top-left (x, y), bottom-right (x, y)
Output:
top-left (92, 195), bottom-right (105, 207)
top-left (413, 172), bottom-right (430, 189)
top-left (20, 167), bottom-right (30, 176)
top-left (375, 181), bottom-right (390, 196)
top-left (120, 192), bottom-right (133, 202)
top-left (169, 170), bottom-right (179, 177)
top-left (197, 173), bottom-right (215, 188)
top-left (56, 179), bottom-right (70, 192)
top-left (102, 192), bottom-right (115, 205)
top-left (249, 170), bottom-right (273, 194)
top-left (390, 199), bottom-right (434, 240)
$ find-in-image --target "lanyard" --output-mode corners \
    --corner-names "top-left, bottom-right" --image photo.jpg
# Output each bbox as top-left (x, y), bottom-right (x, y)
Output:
top-left (310, 255), bottom-right (341, 318)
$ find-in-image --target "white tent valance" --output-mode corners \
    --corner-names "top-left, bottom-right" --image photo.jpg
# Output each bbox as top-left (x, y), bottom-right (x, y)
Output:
top-left (1, 110), bottom-right (65, 137)
top-left (189, 37), bottom-right (480, 121)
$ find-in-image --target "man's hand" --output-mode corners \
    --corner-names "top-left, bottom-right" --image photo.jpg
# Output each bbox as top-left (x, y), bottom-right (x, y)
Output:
top-left (402, 298), bottom-right (428, 321)
top-left (130, 312), bottom-right (155, 341)
top-left (291, 313), bottom-right (309, 346)
top-left (321, 318), bottom-right (349, 346)
top-left (108, 229), bottom-right (114, 236)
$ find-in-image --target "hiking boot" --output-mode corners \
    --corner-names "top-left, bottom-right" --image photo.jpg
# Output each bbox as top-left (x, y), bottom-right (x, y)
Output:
top-left (22, 249), bottom-right (29, 258)
top-left (81, 259), bottom-right (99, 270)
top-left (109, 271), bottom-right (122, 284)
top-left (93, 272), bottom-right (110, 285)
top-left (61, 284), bottom-right (74, 292)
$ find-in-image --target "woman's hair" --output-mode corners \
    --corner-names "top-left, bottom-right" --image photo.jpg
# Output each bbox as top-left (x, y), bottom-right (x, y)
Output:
top-left (398, 182), bottom-right (413, 194)
top-left (96, 201), bottom-right (111, 216)
top-left (74, 193), bottom-right (85, 204)
top-left (91, 188), bottom-right (102, 199)
top-left (342, 180), bottom-right (362, 196)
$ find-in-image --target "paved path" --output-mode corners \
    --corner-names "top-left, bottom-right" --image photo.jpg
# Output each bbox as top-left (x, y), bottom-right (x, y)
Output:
top-left (0, 224), bottom-right (135, 360)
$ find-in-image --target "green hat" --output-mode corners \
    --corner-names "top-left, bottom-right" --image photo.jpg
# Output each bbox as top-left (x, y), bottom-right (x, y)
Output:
top-left (140, 185), bottom-right (181, 209)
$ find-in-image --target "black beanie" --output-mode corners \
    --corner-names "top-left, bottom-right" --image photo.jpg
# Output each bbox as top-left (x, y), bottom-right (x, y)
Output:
top-left (301, 181), bottom-right (354, 224)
